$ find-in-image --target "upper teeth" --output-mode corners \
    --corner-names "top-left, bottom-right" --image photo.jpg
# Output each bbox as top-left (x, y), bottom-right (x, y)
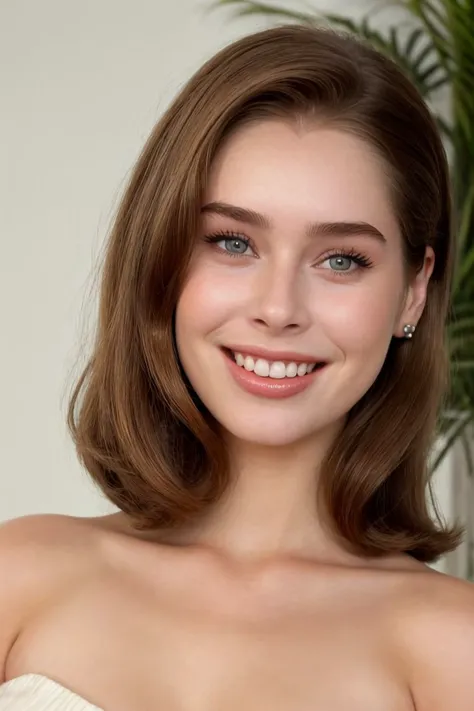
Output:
top-left (233, 352), bottom-right (317, 379)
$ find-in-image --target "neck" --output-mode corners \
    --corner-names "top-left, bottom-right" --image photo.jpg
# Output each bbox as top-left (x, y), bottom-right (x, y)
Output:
top-left (180, 422), bottom-right (349, 566)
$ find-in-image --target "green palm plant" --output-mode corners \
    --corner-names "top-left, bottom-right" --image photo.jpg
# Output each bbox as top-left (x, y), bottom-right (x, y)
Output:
top-left (208, 0), bottom-right (474, 480)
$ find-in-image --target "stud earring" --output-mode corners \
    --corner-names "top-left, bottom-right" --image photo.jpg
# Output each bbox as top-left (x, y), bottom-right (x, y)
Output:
top-left (403, 324), bottom-right (416, 339)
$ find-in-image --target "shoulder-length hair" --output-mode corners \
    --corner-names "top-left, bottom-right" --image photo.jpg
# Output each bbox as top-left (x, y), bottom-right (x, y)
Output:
top-left (68, 24), bottom-right (464, 562)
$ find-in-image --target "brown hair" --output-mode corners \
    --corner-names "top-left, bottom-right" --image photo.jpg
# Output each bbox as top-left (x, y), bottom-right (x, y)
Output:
top-left (68, 24), bottom-right (464, 562)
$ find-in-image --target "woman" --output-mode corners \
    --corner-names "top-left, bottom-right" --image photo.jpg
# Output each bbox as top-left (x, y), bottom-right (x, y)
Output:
top-left (0, 23), bottom-right (473, 711)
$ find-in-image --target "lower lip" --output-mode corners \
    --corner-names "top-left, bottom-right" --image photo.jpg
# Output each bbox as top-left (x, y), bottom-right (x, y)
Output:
top-left (221, 349), bottom-right (327, 399)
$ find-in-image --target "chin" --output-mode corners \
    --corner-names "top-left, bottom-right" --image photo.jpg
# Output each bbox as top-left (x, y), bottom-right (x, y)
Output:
top-left (212, 409), bottom-right (327, 448)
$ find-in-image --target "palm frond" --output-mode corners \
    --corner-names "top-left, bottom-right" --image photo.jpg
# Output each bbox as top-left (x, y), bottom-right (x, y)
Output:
top-left (206, 0), bottom-right (318, 25)
top-left (453, 183), bottom-right (474, 290)
top-left (433, 410), bottom-right (473, 471)
top-left (402, 0), bottom-right (452, 69)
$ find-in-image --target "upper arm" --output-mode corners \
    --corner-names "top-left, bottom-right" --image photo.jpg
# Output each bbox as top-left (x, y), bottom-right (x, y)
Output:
top-left (403, 575), bottom-right (474, 711)
top-left (0, 514), bottom-right (90, 682)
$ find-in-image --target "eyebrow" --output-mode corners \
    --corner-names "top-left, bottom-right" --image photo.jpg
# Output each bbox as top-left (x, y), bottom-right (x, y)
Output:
top-left (200, 201), bottom-right (387, 244)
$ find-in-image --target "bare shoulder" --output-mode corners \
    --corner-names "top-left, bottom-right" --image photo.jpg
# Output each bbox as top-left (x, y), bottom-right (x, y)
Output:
top-left (0, 513), bottom-right (107, 680)
top-left (0, 512), bottom-right (107, 561)
top-left (391, 568), bottom-right (474, 711)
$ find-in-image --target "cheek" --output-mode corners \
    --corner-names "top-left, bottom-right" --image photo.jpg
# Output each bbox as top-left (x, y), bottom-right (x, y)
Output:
top-left (318, 275), bottom-right (402, 352)
top-left (310, 287), bottom-right (400, 422)
top-left (175, 267), bottom-right (238, 355)
top-left (314, 281), bottom-right (403, 412)
top-left (326, 297), bottom-right (394, 351)
top-left (176, 257), bottom-right (255, 333)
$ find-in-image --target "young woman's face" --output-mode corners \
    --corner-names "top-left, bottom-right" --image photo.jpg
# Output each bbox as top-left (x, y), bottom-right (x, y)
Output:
top-left (175, 120), bottom-right (427, 446)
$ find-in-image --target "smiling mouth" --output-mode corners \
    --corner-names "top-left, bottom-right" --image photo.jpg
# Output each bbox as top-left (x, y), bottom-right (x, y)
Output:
top-left (221, 347), bottom-right (326, 379)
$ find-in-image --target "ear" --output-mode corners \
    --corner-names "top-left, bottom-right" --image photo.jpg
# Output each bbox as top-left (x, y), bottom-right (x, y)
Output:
top-left (394, 246), bottom-right (435, 338)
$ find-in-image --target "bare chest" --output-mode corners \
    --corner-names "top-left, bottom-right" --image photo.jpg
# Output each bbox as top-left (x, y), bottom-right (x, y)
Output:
top-left (7, 562), bottom-right (415, 711)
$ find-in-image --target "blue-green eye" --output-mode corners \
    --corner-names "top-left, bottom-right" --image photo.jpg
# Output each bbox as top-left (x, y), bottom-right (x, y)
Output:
top-left (203, 230), bottom-right (253, 258)
top-left (322, 250), bottom-right (373, 275)
top-left (328, 255), bottom-right (353, 271)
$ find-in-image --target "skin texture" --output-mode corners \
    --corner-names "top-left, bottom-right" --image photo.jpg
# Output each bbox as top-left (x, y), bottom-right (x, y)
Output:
top-left (1, 121), bottom-right (474, 711)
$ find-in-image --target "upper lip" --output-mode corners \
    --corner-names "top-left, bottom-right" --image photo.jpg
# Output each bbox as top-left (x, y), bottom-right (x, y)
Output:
top-left (223, 344), bottom-right (325, 364)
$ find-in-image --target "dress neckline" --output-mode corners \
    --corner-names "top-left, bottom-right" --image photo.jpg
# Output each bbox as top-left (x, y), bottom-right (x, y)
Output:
top-left (1, 673), bottom-right (103, 710)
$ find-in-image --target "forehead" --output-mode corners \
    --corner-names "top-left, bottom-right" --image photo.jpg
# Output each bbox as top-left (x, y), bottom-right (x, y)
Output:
top-left (205, 121), bottom-right (400, 242)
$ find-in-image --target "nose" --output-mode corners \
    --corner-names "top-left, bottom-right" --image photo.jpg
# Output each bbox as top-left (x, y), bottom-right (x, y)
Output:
top-left (248, 259), bottom-right (311, 336)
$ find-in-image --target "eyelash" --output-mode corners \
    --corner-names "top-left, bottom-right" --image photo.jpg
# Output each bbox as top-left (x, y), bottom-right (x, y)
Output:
top-left (203, 230), bottom-right (374, 276)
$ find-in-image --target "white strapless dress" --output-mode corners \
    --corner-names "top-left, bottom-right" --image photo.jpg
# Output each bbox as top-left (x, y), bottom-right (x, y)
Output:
top-left (0, 674), bottom-right (102, 710)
